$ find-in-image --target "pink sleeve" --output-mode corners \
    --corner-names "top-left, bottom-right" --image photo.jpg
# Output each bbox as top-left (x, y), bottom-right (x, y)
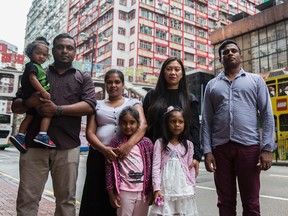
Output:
top-left (152, 139), bottom-right (162, 192)
top-left (187, 141), bottom-right (196, 187)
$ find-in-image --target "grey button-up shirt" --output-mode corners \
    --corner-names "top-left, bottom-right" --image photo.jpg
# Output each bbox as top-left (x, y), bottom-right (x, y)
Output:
top-left (201, 68), bottom-right (275, 154)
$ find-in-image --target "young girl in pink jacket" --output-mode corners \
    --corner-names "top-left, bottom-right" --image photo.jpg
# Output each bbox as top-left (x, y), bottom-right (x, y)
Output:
top-left (105, 106), bottom-right (154, 216)
top-left (150, 106), bottom-right (199, 216)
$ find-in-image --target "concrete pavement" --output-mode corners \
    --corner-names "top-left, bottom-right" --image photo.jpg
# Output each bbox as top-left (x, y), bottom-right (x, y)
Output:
top-left (0, 175), bottom-right (56, 215)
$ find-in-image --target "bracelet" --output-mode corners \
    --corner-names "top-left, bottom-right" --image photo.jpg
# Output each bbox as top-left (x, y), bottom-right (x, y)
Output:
top-left (55, 105), bottom-right (63, 116)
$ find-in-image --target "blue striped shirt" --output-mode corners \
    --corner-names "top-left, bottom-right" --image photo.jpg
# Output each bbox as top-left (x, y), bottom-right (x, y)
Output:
top-left (201, 69), bottom-right (275, 154)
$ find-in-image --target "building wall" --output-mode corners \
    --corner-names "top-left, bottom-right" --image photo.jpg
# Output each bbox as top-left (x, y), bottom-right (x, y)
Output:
top-left (210, 1), bottom-right (288, 75)
top-left (25, 0), bottom-right (68, 67)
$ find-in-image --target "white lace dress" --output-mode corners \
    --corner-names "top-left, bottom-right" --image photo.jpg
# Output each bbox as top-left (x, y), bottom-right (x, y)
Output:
top-left (149, 150), bottom-right (199, 216)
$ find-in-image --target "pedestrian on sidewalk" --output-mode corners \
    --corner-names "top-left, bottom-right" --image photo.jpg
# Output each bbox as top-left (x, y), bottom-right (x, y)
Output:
top-left (143, 57), bottom-right (202, 177)
top-left (201, 39), bottom-right (276, 216)
top-left (11, 33), bottom-right (96, 216)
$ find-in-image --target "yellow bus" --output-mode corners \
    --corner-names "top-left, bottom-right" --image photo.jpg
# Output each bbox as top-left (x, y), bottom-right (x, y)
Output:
top-left (265, 74), bottom-right (288, 160)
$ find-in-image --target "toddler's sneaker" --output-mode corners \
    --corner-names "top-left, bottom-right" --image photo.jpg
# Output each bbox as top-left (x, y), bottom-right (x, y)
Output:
top-left (33, 134), bottom-right (56, 148)
top-left (10, 134), bottom-right (27, 153)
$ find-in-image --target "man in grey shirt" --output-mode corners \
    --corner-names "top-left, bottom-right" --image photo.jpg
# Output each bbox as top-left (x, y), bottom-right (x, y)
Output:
top-left (201, 40), bottom-right (275, 216)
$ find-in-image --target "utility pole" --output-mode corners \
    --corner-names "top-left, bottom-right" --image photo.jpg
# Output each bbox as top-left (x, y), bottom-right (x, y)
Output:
top-left (90, 34), bottom-right (96, 77)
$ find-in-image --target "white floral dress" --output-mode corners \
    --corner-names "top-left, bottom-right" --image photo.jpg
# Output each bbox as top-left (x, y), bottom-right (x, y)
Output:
top-left (149, 149), bottom-right (199, 216)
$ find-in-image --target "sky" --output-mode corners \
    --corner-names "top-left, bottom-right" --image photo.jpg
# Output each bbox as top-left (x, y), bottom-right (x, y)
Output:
top-left (0, 0), bottom-right (33, 54)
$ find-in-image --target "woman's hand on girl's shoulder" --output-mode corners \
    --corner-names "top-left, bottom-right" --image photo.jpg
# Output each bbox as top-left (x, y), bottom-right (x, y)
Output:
top-left (114, 144), bottom-right (133, 160)
top-left (102, 146), bottom-right (118, 163)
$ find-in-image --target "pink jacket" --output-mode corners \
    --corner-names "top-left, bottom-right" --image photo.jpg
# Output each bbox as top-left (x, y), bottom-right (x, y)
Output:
top-left (152, 139), bottom-right (196, 192)
top-left (105, 135), bottom-right (154, 199)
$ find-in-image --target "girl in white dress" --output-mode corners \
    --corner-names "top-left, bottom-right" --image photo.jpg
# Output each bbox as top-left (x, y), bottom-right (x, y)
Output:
top-left (150, 106), bottom-right (199, 216)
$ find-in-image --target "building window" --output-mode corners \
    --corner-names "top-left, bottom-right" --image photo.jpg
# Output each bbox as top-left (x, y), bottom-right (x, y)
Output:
top-left (128, 10), bottom-right (136, 20)
top-left (171, 49), bottom-right (181, 58)
top-left (117, 42), bottom-right (125, 51)
top-left (197, 43), bottom-right (206, 52)
top-left (184, 52), bottom-right (194, 61)
top-left (184, 11), bottom-right (194, 21)
top-left (139, 56), bottom-right (152, 66)
top-left (171, 6), bottom-right (181, 16)
top-left (140, 8), bottom-right (154, 20)
top-left (156, 44), bottom-right (167, 54)
top-left (139, 40), bottom-right (152, 50)
top-left (156, 15), bottom-right (167, 25)
top-left (170, 34), bottom-right (182, 43)
top-left (140, 0), bottom-right (154, 6)
top-left (184, 38), bottom-right (194, 47)
top-left (170, 19), bottom-right (181, 30)
top-left (129, 58), bottom-right (134, 66)
top-left (130, 42), bottom-right (135, 50)
top-left (197, 29), bottom-right (206, 38)
top-left (155, 59), bottom-right (163, 69)
top-left (119, 11), bottom-right (127, 20)
top-left (130, 26), bottom-right (135, 35)
top-left (118, 27), bottom-right (126, 35)
top-left (156, 29), bottom-right (167, 40)
top-left (120, 0), bottom-right (127, 6)
top-left (117, 58), bottom-right (125, 66)
top-left (184, 0), bottom-right (194, 7)
top-left (105, 42), bottom-right (112, 52)
top-left (140, 25), bottom-right (153, 35)
top-left (197, 56), bottom-right (206, 64)
top-left (184, 23), bottom-right (194, 34)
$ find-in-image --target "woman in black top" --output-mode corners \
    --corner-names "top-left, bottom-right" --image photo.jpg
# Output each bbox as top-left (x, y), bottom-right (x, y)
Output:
top-left (143, 57), bottom-right (202, 175)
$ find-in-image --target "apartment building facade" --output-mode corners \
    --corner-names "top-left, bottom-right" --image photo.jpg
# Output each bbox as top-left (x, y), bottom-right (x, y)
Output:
top-left (24, 0), bottom-right (68, 66)
top-left (67, 0), bottom-right (262, 81)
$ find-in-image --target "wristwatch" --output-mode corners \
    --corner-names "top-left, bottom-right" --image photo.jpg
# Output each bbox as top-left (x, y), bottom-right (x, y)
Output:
top-left (56, 105), bottom-right (63, 116)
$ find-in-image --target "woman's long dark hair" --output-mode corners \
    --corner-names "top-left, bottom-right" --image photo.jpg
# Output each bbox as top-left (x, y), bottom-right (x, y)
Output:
top-left (147, 57), bottom-right (191, 128)
top-left (161, 106), bottom-right (189, 155)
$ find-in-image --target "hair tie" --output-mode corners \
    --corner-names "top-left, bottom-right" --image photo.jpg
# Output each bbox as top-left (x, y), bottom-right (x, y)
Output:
top-left (165, 106), bottom-right (174, 114)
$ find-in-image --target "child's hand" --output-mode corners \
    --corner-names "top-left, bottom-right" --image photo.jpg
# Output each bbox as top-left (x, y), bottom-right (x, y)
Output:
top-left (41, 91), bottom-right (51, 100)
top-left (153, 191), bottom-right (164, 206)
top-left (189, 159), bottom-right (199, 177)
top-left (108, 191), bottom-right (121, 208)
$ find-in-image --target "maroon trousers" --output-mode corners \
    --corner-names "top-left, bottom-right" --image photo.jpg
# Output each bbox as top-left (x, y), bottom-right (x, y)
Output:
top-left (212, 141), bottom-right (261, 216)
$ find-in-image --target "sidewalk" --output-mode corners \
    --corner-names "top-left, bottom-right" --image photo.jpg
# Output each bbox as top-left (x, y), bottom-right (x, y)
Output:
top-left (0, 175), bottom-right (56, 216)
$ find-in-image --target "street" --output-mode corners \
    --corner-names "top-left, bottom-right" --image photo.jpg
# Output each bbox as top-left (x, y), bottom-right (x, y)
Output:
top-left (1, 147), bottom-right (288, 215)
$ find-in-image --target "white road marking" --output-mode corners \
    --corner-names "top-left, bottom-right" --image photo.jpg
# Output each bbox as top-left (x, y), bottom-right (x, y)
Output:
top-left (269, 174), bottom-right (288, 178)
top-left (196, 185), bottom-right (288, 201)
